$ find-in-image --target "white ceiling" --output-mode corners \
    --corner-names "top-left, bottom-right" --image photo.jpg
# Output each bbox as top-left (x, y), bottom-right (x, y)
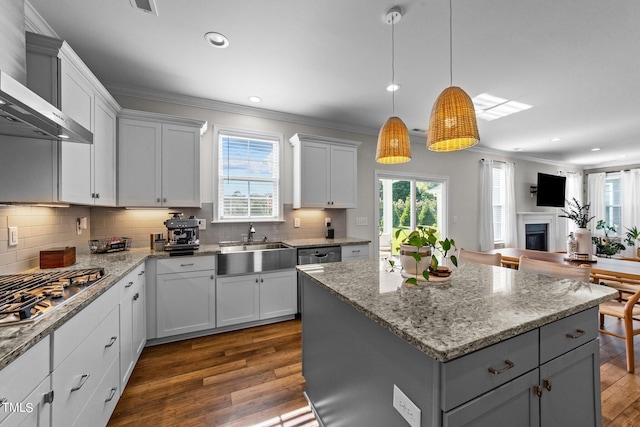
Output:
top-left (27, 0), bottom-right (640, 168)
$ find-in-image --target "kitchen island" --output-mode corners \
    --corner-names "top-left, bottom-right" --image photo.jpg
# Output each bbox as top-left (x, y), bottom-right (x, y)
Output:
top-left (298, 259), bottom-right (617, 427)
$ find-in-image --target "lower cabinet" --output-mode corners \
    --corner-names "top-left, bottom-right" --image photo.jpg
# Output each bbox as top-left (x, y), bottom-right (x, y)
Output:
top-left (156, 257), bottom-right (216, 338)
top-left (217, 270), bottom-right (297, 328)
top-left (119, 264), bottom-right (146, 392)
top-left (341, 244), bottom-right (370, 261)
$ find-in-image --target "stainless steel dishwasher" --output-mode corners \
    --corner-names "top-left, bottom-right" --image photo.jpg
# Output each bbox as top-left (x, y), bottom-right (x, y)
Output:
top-left (297, 246), bottom-right (341, 265)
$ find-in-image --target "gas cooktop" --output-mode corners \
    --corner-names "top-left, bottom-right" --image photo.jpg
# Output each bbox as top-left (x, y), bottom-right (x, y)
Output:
top-left (0, 268), bottom-right (106, 326)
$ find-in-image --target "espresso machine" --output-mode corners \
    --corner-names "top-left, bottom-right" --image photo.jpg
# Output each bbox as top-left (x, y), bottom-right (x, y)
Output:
top-left (164, 212), bottom-right (200, 255)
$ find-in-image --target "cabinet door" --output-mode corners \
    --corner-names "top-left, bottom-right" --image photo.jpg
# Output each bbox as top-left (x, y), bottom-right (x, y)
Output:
top-left (216, 275), bottom-right (260, 327)
top-left (156, 271), bottom-right (215, 338)
top-left (118, 118), bottom-right (162, 207)
top-left (260, 270), bottom-right (297, 319)
top-left (132, 280), bottom-right (147, 361)
top-left (1, 375), bottom-right (52, 427)
top-left (161, 124), bottom-right (201, 207)
top-left (59, 60), bottom-right (93, 204)
top-left (539, 339), bottom-right (601, 427)
top-left (443, 369), bottom-right (539, 427)
top-left (299, 141), bottom-right (331, 208)
top-left (329, 144), bottom-right (357, 208)
top-left (92, 95), bottom-right (117, 206)
top-left (119, 283), bottom-right (134, 392)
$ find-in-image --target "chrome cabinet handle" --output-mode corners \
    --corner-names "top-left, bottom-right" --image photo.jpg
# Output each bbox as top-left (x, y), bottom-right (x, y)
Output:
top-left (255, 278), bottom-right (259, 283)
top-left (163, 198), bottom-right (167, 203)
top-left (71, 374), bottom-right (90, 392)
top-left (96, 193), bottom-right (100, 199)
top-left (133, 293), bottom-right (139, 301)
top-left (157, 198), bottom-right (161, 203)
top-left (105, 387), bottom-right (118, 403)
top-left (105, 336), bottom-right (117, 348)
top-left (566, 329), bottom-right (585, 339)
top-left (488, 359), bottom-right (515, 375)
top-left (543, 378), bottom-right (552, 391)
top-left (138, 270), bottom-right (145, 276)
top-left (0, 397), bottom-right (6, 405)
top-left (533, 384), bottom-right (543, 397)
top-left (125, 281), bottom-right (134, 288)
top-left (181, 263), bottom-right (194, 267)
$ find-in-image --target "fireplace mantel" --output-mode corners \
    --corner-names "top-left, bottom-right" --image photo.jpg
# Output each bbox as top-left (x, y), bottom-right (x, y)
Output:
top-left (517, 212), bottom-right (558, 252)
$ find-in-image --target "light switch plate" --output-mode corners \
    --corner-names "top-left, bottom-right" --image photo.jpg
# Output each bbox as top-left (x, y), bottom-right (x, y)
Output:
top-left (294, 218), bottom-right (300, 228)
top-left (198, 219), bottom-right (206, 230)
top-left (8, 226), bottom-right (18, 247)
top-left (356, 217), bottom-right (368, 226)
top-left (393, 384), bottom-right (421, 427)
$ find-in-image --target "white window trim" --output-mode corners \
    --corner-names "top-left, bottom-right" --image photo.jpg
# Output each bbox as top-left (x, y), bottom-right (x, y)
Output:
top-left (212, 125), bottom-right (284, 223)
top-left (373, 170), bottom-right (451, 256)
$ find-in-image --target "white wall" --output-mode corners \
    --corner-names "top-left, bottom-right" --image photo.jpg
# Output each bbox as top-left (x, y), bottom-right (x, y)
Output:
top-left (114, 94), bottom-right (581, 252)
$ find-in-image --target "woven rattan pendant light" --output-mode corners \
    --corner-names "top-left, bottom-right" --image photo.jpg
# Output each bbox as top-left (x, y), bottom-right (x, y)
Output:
top-left (376, 6), bottom-right (411, 164)
top-left (427, 0), bottom-right (479, 152)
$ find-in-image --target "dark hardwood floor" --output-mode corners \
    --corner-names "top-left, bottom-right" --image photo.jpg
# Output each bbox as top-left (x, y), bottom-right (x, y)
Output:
top-left (108, 318), bottom-right (640, 427)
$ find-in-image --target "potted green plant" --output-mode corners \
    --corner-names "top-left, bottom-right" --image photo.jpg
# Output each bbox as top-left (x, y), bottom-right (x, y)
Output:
top-left (559, 198), bottom-right (595, 256)
top-left (395, 226), bottom-right (457, 285)
top-left (624, 226), bottom-right (640, 257)
top-left (593, 220), bottom-right (625, 257)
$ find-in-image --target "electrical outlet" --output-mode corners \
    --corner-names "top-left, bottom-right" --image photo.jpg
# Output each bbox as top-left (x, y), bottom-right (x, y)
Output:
top-left (198, 219), bottom-right (206, 230)
top-left (8, 226), bottom-right (18, 247)
top-left (356, 217), bottom-right (368, 226)
top-left (393, 385), bottom-right (421, 427)
top-left (325, 217), bottom-right (331, 227)
top-left (294, 218), bottom-right (300, 228)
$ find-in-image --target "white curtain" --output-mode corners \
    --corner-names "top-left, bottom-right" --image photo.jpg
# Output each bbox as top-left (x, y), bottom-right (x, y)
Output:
top-left (503, 162), bottom-right (518, 248)
top-left (621, 169), bottom-right (640, 256)
top-left (587, 172), bottom-right (606, 230)
top-left (479, 159), bottom-right (494, 251)
top-left (565, 173), bottom-right (583, 234)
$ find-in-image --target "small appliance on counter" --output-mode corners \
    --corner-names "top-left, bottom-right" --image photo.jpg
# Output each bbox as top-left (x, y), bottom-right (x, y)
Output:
top-left (164, 212), bottom-right (200, 255)
top-left (326, 221), bottom-right (334, 239)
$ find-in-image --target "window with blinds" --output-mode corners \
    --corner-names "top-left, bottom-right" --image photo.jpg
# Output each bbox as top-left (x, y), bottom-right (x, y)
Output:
top-left (216, 128), bottom-right (282, 221)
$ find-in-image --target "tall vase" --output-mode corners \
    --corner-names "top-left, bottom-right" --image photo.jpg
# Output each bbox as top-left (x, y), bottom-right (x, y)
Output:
top-left (574, 227), bottom-right (592, 257)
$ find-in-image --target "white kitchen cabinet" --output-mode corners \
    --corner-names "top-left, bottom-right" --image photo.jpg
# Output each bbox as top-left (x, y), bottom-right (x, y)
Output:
top-left (118, 109), bottom-right (206, 208)
top-left (25, 32), bottom-right (119, 206)
top-left (216, 270), bottom-right (297, 328)
top-left (341, 244), bottom-right (369, 261)
top-left (156, 256), bottom-right (216, 338)
top-left (290, 133), bottom-right (361, 209)
top-left (119, 264), bottom-right (146, 392)
top-left (0, 337), bottom-right (51, 427)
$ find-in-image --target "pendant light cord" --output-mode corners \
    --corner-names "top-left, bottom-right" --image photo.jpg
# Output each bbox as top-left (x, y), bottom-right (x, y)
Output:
top-left (391, 15), bottom-right (396, 115)
top-left (449, 0), bottom-right (453, 86)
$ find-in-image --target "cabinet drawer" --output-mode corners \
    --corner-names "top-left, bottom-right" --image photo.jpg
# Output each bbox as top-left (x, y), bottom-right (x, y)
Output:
top-left (52, 306), bottom-right (119, 427)
top-left (53, 283), bottom-right (118, 369)
top-left (73, 356), bottom-right (120, 427)
top-left (0, 337), bottom-right (50, 424)
top-left (441, 329), bottom-right (539, 412)
top-left (539, 307), bottom-right (598, 364)
top-left (157, 255), bottom-right (216, 275)
top-left (341, 244), bottom-right (369, 260)
top-left (119, 262), bottom-right (146, 302)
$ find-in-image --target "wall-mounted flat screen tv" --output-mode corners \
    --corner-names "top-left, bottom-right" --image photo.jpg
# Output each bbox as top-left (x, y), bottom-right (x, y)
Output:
top-left (536, 173), bottom-right (566, 207)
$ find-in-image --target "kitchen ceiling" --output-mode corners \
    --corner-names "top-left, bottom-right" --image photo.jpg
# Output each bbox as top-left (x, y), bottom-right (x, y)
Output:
top-left (27, 0), bottom-right (640, 168)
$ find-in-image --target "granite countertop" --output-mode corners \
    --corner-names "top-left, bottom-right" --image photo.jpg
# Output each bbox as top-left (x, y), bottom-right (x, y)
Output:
top-left (297, 259), bottom-right (618, 362)
top-left (281, 237), bottom-right (370, 248)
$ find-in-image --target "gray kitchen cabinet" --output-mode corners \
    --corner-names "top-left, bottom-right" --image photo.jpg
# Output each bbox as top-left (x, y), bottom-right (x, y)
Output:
top-left (0, 337), bottom-right (51, 427)
top-left (290, 133), bottom-right (360, 209)
top-left (118, 109), bottom-right (206, 208)
top-left (216, 270), bottom-right (297, 328)
top-left (156, 257), bottom-right (216, 338)
top-left (25, 32), bottom-right (119, 206)
top-left (341, 244), bottom-right (369, 261)
top-left (119, 264), bottom-right (146, 393)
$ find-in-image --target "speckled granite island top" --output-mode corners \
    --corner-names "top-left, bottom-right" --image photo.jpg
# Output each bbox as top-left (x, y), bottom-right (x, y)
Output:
top-left (298, 259), bottom-right (618, 362)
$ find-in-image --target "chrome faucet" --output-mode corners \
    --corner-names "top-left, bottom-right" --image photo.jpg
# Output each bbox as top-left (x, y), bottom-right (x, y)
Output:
top-left (248, 223), bottom-right (256, 243)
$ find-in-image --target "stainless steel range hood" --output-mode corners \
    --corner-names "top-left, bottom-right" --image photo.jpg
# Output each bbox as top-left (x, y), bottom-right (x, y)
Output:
top-left (0, 70), bottom-right (92, 144)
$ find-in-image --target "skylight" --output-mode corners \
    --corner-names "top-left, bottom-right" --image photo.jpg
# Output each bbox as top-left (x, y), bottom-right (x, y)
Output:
top-left (472, 93), bottom-right (532, 121)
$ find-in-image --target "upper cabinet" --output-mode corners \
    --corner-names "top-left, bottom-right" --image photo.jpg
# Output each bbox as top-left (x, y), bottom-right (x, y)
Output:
top-left (290, 133), bottom-right (361, 209)
top-left (26, 32), bottom-right (120, 206)
top-left (118, 109), bottom-right (207, 208)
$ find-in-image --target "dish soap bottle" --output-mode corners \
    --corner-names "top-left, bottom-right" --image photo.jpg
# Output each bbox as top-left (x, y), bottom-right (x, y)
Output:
top-left (567, 232), bottom-right (577, 257)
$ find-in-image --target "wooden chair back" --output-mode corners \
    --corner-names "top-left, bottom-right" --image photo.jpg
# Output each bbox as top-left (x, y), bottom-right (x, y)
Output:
top-left (458, 248), bottom-right (502, 266)
top-left (518, 256), bottom-right (591, 282)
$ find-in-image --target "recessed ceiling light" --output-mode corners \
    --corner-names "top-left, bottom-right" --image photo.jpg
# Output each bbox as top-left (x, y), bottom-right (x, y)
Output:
top-left (248, 96), bottom-right (262, 103)
top-left (591, 147), bottom-right (601, 152)
top-left (513, 148), bottom-right (524, 151)
top-left (618, 154), bottom-right (627, 158)
top-left (204, 32), bottom-right (229, 48)
top-left (550, 137), bottom-right (562, 142)
top-left (386, 83), bottom-right (401, 92)
top-left (472, 93), bottom-right (532, 121)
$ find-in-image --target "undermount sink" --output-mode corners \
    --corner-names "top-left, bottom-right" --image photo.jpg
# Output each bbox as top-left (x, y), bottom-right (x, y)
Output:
top-left (217, 242), bottom-right (296, 275)
top-left (219, 242), bottom-right (289, 253)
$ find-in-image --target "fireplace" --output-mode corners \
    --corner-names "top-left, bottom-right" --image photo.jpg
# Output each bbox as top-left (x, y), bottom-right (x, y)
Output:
top-left (525, 223), bottom-right (548, 251)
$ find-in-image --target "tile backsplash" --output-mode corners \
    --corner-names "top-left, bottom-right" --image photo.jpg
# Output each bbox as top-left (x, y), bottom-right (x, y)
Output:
top-left (0, 203), bottom-right (346, 274)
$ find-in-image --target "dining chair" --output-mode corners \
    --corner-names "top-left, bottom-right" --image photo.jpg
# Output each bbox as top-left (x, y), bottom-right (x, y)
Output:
top-left (598, 286), bottom-right (640, 373)
top-left (518, 255), bottom-right (591, 282)
top-left (458, 248), bottom-right (502, 266)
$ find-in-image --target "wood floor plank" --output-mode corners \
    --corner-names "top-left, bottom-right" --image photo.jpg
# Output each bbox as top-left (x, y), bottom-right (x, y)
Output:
top-left (109, 318), bottom-right (640, 427)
